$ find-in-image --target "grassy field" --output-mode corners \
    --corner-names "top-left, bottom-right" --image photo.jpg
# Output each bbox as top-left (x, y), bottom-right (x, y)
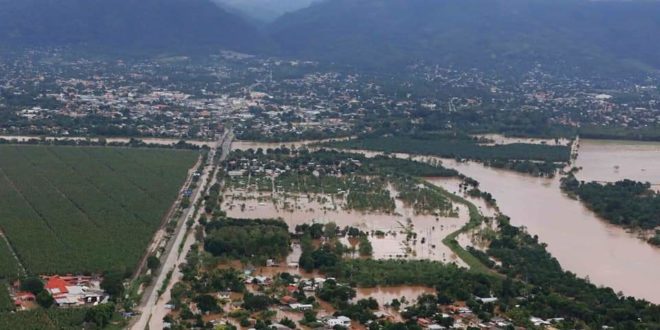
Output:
top-left (0, 145), bottom-right (197, 276)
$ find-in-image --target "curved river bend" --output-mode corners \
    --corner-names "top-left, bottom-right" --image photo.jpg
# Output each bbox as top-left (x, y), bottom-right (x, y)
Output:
top-left (233, 138), bottom-right (660, 303)
top-left (430, 138), bottom-right (660, 303)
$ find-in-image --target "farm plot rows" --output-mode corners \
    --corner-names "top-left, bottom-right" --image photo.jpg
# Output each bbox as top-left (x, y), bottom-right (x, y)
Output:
top-left (0, 281), bottom-right (13, 312)
top-left (0, 306), bottom-right (89, 330)
top-left (0, 145), bottom-right (197, 275)
top-left (0, 236), bottom-right (19, 279)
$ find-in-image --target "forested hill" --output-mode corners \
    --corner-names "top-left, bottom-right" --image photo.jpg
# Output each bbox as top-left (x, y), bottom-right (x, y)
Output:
top-left (0, 0), bottom-right (267, 54)
top-left (268, 0), bottom-right (660, 75)
top-left (2, 0), bottom-right (659, 78)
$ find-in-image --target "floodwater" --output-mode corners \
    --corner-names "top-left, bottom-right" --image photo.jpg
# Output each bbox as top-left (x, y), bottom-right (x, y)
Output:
top-left (223, 188), bottom-right (468, 266)
top-left (474, 134), bottom-right (571, 146)
top-left (428, 158), bottom-right (660, 303)
top-left (229, 140), bottom-right (660, 303)
top-left (354, 286), bottom-right (435, 308)
top-left (231, 136), bottom-right (352, 152)
top-left (574, 139), bottom-right (660, 188)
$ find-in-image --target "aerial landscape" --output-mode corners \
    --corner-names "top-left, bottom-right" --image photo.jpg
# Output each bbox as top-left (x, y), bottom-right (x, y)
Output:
top-left (0, 0), bottom-right (659, 329)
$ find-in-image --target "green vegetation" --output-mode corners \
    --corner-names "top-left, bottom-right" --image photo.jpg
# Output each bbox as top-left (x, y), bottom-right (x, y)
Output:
top-left (0, 282), bottom-right (13, 312)
top-left (0, 307), bottom-right (90, 330)
top-left (225, 149), bottom-right (458, 214)
top-left (358, 236), bottom-right (373, 257)
top-left (394, 177), bottom-right (455, 216)
top-left (487, 216), bottom-right (660, 328)
top-left (579, 125), bottom-right (660, 142)
top-left (650, 231), bottom-right (660, 246)
top-left (0, 145), bottom-right (197, 275)
top-left (345, 177), bottom-right (395, 213)
top-left (562, 177), bottom-right (660, 233)
top-left (328, 133), bottom-right (571, 162)
top-left (483, 159), bottom-right (562, 177)
top-left (204, 218), bottom-right (291, 261)
top-left (0, 238), bottom-right (20, 279)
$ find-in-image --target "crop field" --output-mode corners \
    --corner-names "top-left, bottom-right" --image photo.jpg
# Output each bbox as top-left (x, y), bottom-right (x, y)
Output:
top-left (0, 237), bottom-right (20, 279)
top-left (0, 281), bottom-right (13, 312)
top-left (0, 145), bottom-right (197, 276)
top-left (0, 307), bottom-right (89, 330)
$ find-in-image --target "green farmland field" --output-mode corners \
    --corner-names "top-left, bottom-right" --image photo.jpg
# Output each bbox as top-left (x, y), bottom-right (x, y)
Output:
top-left (0, 145), bottom-right (198, 276)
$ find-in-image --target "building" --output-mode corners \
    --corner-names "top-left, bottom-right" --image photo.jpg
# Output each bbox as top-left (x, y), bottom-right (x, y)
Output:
top-left (326, 316), bottom-right (351, 327)
top-left (43, 275), bottom-right (108, 307)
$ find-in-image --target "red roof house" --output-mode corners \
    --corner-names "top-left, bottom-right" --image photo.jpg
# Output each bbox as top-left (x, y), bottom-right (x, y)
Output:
top-left (45, 276), bottom-right (69, 295)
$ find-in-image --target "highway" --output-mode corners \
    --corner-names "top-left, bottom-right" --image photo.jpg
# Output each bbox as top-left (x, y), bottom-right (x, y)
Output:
top-left (131, 129), bottom-right (233, 330)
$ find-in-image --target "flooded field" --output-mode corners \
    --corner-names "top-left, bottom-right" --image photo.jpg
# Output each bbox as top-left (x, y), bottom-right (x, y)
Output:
top-left (354, 286), bottom-right (435, 307)
top-left (231, 136), bottom-right (351, 152)
top-left (230, 139), bottom-right (660, 303)
top-left (574, 139), bottom-right (660, 188)
top-left (474, 134), bottom-right (571, 146)
top-left (424, 177), bottom-right (498, 218)
top-left (223, 188), bottom-right (469, 266)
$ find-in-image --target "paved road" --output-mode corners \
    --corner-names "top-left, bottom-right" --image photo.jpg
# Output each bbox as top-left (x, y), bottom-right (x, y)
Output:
top-left (131, 130), bottom-right (232, 330)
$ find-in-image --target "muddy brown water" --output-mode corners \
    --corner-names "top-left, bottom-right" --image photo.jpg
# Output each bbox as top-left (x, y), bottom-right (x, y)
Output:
top-left (429, 157), bottom-right (660, 303)
top-left (574, 139), bottom-right (660, 189)
top-left (230, 139), bottom-right (660, 303)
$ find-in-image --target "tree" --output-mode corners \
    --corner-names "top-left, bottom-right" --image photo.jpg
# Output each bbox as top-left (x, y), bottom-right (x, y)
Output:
top-left (20, 277), bottom-right (44, 295)
top-left (194, 294), bottom-right (220, 314)
top-left (147, 256), bottom-right (161, 272)
top-left (36, 290), bottom-right (54, 308)
top-left (101, 272), bottom-right (124, 299)
top-left (280, 317), bottom-right (296, 329)
top-left (358, 236), bottom-right (373, 257)
top-left (324, 222), bottom-right (338, 239)
top-left (243, 293), bottom-right (271, 311)
top-left (85, 303), bottom-right (115, 327)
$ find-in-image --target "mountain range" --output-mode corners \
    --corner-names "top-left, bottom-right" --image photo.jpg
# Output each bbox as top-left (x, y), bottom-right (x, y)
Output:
top-left (268, 0), bottom-right (660, 74)
top-left (0, 0), bottom-right (265, 53)
top-left (1, 0), bottom-right (659, 76)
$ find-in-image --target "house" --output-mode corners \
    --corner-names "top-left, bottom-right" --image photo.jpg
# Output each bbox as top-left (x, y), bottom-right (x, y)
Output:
top-left (45, 276), bottom-right (69, 296)
top-left (43, 275), bottom-right (108, 307)
top-left (326, 316), bottom-right (351, 327)
top-left (475, 296), bottom-right (498, 304)
top-left (530, 317), bottom-right (551, 326)
top-left (427, 325), bottom-right (446, 330)
top-left (289, 303), bottom-right (313, 311)
top-left (280, 296), bottom-right (297, 305)
top-left (13, 291), bottom-right (36, 310)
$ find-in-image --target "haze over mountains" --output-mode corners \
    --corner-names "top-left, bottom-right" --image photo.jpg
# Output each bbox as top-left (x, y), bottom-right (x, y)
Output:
top-left (0, 0), bottom-right (265, 53)
top-left (213, 0), bottom-right (317, 23)
top-left (1, 0), bottom-right (659, 75)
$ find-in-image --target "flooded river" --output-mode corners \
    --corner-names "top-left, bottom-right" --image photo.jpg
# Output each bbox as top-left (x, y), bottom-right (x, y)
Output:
top-left (230, 139), bottom-right (660, 303)
top-left (429, 157), bottom-right (660, 303)
top-left (574, 139), bottom-right (660, 189)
